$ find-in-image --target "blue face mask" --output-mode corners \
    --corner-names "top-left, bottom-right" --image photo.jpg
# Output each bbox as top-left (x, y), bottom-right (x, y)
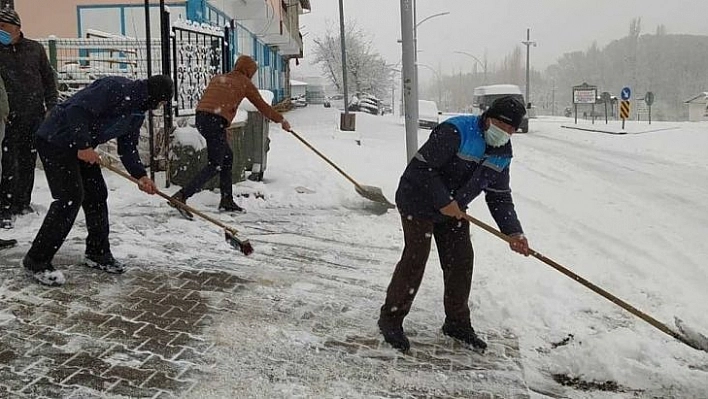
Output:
top-left (0, 29), bottom-right (12, 45)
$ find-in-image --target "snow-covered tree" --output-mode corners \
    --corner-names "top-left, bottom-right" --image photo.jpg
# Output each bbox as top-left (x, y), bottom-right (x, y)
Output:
top-left (312, 21), bottom-right (391, 100)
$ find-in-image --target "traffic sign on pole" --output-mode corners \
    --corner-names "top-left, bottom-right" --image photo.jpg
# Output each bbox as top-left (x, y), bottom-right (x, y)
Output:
top-left (621, 87), bottom-right (631, 100)
top-left (620, 100), bottom-right (631, 129)
top-left (645, 91), bottom-right (654, 106)
top-left (645, 92), bottom-right (655, 124)
top-left (620, 100), bottom-right (631, 119)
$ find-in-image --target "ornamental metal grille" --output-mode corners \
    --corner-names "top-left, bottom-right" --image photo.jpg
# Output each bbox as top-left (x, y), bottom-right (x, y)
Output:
top-left (172, 23), bottom-right (227, 116)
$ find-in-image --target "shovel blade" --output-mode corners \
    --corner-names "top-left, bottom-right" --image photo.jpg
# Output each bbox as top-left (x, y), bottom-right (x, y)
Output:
top-left (675, 317), bottom-right (708, 352)
top-left (355, 185), bottom-right (395, 208)
top-left (224, 230), bottom-right (254, 256)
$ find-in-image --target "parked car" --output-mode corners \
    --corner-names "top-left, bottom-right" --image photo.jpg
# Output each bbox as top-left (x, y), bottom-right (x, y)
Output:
top-left (418, 100), bottom-right (440, 129)
top-left (291, 95), bottom-right (307, 108)
top-left (348, 93), bottom-right (382, 115)
top-left (471, 84), bottom-right (529, 132)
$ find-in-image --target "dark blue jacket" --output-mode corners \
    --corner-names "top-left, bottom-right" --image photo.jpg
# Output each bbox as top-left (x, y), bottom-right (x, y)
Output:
top-left (36, 76), bottom-right (150, 179)
top-left (395, 115), bottom-right (523, 235)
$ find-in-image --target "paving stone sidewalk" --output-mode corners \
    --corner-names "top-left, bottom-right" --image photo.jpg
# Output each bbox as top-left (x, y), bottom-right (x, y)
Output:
top-left (1, 215), bottom-right (533, 398)
top-left (0, 257), bottom-right (250, 399)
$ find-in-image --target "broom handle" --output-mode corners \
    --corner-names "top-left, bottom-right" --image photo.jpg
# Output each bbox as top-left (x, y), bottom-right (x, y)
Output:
top-left (462, 213), bottom-right (692, 346)
top-left (287, 129), bottom-right (365, 190)
top-left (100, 160), bottom-right (238, 235)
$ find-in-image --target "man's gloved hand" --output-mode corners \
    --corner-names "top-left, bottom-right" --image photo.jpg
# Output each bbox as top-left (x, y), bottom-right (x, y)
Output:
top-left (509, 233), bottom-right (530, 256)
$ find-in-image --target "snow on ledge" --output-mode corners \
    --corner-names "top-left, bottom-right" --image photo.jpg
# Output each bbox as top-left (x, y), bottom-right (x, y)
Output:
top-left (238, 90), bottom-right (274, 113)
top-left (172, 18), bottom-right (225, 37)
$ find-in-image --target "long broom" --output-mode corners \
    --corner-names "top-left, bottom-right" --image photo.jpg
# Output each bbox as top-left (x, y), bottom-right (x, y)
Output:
top-left (99, 158), bottom-right (253, 256)
top-left (462, 213), bottom-right (708, 353)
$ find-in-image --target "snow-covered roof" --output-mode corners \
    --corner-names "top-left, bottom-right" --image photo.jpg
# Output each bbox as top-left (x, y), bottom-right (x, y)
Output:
top-left (290, 79), bottom-right (308, 86)
top-left (473, 84), bottom-right (523, 96)
top-left (684, 92), bottom-right (708, 104)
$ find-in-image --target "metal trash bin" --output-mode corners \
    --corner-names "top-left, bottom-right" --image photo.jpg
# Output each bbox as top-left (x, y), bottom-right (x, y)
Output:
top-left (242, 111), bottom-right (270, 181)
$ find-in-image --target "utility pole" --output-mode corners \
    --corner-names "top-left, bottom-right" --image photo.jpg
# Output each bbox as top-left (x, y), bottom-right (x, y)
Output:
top-left (338, 0), bottom-right (355, 130)
top-left (400, 0), bottom-right (418, 162)
top-left (144, 0), bottom-right (155, 180)
top-left (521, 28), bottom-right (536, 108)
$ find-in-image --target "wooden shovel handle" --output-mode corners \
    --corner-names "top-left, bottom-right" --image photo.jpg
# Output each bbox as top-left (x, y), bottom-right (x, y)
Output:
top-left (286, 129), bottom-right (365, 191)
top-left (99, 159), bottom-right (238, 236)
top-left (461, 213), bottom-right (695, 348)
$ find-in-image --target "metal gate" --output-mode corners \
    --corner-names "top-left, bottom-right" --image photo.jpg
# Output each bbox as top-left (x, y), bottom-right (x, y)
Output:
top-left (171, 20), bottom-right (230, 116)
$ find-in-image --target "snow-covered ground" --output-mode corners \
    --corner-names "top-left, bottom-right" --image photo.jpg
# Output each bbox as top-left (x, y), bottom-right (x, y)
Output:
top-left (3, 105), bottom-right (708, 397)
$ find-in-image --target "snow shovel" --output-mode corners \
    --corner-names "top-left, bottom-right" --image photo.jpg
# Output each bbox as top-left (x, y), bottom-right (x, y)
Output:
top-left (462, 213), bottom-right (708, 353)
top-left (99, 159), bottom-right (253, 256)
top-left (286, 129), bottom-right (395, 208)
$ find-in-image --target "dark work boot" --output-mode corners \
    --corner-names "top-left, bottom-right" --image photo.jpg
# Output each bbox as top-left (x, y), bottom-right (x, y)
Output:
top-left (0, 238), bottom-right (17, 250)
top-left (442, 320), bottom-right (487, 352)
top-left (23, 255), bottom-right (66, 287)
top-left (0, 210), bottom-right (13, 229)
top-left (169, 190), bottom-right (194, 220)
top-left (12, 205), bottom-right (35, 216)
top-left (84, 253), bottom-right (126, 274)
top-left (378, 319), bottom-right (410, 352)
top-left (218, 196), bottom-right (245, 213)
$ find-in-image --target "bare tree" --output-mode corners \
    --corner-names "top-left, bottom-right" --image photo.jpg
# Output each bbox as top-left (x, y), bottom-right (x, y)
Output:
top-left (312, 21), bottom-right (391, 100)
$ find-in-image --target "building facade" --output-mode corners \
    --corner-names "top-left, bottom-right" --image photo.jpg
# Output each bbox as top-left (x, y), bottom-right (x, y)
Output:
top-left (14, 0), bottom-right (310, 102)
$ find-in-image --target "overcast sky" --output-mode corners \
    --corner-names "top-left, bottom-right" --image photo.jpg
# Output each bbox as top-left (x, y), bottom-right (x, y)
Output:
top-left (293, 0), bottom-right (708, 82)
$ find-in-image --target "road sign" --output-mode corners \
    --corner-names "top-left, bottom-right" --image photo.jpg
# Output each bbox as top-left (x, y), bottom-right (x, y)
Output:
top-left (645, 91), bottom-right (655, 106)
top-left (601, 91), bottom-right (611, 103)
top-left (621, 87), bottom-right (632, 100)
top-left (620, 100), bottom-right (631, 119)
top-left (573, 82), bottom-right (597, 104)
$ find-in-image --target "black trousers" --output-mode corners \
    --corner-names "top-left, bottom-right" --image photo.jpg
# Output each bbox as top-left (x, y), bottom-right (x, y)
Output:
top-left (379, 214), bottom-right (475, 327)
top-left (0, 111), bottom-right (44, 213)
top-left (27, 138), bottom-right (110, 263)
top-left (182, 111), bottom-right (233, 199)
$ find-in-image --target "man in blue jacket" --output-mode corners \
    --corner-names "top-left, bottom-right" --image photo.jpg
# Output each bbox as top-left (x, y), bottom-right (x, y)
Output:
top-left (22, 75), bottom-right (173, 286)
top-left (378, 96), bottom-right (531, 352)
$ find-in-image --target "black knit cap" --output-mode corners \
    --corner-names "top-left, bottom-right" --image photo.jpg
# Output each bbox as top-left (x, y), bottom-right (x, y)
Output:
top-left (146, 74), bottom-right (173, 109)
top-left (483, 96), bottom-right (526, 130)
top-left (0, 8), bottom-right (21, 27)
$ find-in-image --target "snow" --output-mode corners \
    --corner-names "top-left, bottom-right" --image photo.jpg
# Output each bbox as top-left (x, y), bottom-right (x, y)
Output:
top-left (240, 89), bottom-right (275, 112)
top-left (172, 125), bottom-right (206, 151)
top-left (3, 106), bottom-right (708, 397)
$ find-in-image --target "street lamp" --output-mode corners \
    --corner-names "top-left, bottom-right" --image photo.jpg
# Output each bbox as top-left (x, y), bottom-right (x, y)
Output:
top-left (414, 11), bottom-right (450, 87)
top-left (416, 12), bottom-right (450, 29)
top-left (399, 2), bottom-right (449, 162)
top-left (453, 50), bottom-right (487, 83)
top-left (417, 63), bottom-right (442, 108)
top-left (521, 28), bottom-right (537, 108)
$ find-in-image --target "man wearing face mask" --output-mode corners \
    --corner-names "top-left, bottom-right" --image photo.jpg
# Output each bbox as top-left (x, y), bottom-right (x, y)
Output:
top-left (377, 95), bottom-right (530, 353)
top-left (0, 71), bottom-right (17, 250)
top-left (169, 54), bottom-right (291, 219)
top-left (22, 75), bottom-right (173, 286)
top-left (0, 8), bottom-right (58, 228)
